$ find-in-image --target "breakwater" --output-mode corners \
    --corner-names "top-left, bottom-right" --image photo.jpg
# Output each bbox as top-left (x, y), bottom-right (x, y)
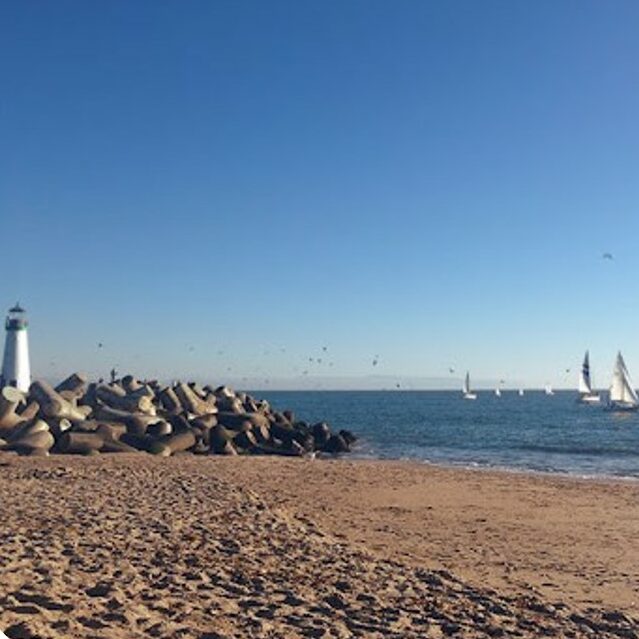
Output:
top-left (0, 374), bottom-right (356, 457)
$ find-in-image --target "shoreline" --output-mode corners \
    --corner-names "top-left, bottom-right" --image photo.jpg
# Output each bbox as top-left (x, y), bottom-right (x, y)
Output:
top-left (347, 453), bottom-right (639, 483)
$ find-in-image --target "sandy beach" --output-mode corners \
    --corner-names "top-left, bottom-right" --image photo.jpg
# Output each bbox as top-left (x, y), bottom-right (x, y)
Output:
top-left (0, 454), bottom-right (637, 638)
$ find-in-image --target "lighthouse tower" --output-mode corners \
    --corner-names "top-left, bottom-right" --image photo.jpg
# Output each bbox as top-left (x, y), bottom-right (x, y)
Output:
top-left (1, 304), bottom-right (31, 392)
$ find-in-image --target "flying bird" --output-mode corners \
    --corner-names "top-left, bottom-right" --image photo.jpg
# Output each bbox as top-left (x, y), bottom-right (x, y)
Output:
top-left (602, 252), bottom-right (614, 260)
top-left (449, 367), bottom-right (455, 374)
top-left (322, 346), bottom-right (328, 352)
top-left (98, 342), bottom-right (103, 349)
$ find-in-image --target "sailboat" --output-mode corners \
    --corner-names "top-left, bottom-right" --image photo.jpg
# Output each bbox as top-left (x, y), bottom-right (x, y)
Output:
top-left (577, 350), bottom-right (601, 404)
top-left (462, 372), bottom-right (477, 400)
top-left (494, 387), bottom-right (501, 397)
top-left (544, 385), bottom-right (554, 396)
top-left (518, 388), bottom-right (524, 396)
top-left (607, 352), bottom-right (639, 411)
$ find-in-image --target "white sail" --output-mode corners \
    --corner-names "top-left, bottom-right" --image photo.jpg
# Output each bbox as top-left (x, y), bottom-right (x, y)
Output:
top-left (462, 372), bottom-right (477, 399)
top-left (544, 385), bottom-right (554, 395)
top-left (578, 350), bottom-right (592, 394)
top-left (494, 387), bottom-right (501, 397)
top-left (610, 352), bottom-right (639, 405)
top-left (518, 388), bottom-right (524, 396)
top-left (463, 372), bottom-right (470, 394)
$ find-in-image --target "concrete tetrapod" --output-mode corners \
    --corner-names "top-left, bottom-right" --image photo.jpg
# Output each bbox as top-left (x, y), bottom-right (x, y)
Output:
top-left (174, 382), bottom-right (215, 416)
top-left (30, 381), bottom-right (88, 421)
top-left (148, 430), bottom-right (197, 456)
top-left (58, 432), bottom-right (105, 455)
top-left (0, 386), bottom-right (26, 431)
top-left (55, 373), bottom-right (88, 399)
top-left (96, 384), bottom-right (155, 414)
top-left (9, 420), bottom-right (55, 455)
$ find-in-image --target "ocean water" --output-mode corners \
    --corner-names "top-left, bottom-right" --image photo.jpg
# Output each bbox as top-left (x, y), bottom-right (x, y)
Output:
top-left (256, 390), bottom-right (639, 479)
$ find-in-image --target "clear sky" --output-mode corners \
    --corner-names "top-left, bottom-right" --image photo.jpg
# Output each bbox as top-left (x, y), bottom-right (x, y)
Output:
top-left (2, 1), bottom-right (638, 389)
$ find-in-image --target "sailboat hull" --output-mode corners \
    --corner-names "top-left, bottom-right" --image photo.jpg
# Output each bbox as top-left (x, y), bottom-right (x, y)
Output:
top-left (606, 401), bottom-right (639, 412)
top-left (463, 393), bottom-right (477, 400)
top-left (578, 393), bottom-right (601, 404)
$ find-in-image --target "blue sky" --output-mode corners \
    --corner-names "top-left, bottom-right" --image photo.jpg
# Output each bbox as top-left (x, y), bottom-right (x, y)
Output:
top-left (1, 1), bottom-right (638, 389)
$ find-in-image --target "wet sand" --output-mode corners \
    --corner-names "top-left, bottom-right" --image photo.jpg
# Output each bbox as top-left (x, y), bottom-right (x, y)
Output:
top-left (0, 454), bottom-right (637, 638)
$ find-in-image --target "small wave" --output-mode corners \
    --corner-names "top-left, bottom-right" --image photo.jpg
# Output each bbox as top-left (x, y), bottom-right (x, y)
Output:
top-left (515, 444), bottom-right (639, 456)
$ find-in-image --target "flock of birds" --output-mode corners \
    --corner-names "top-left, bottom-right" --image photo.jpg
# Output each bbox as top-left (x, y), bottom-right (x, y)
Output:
top-left (81, 348), bottom-right (576, 391)
top-left (86, 343), bottom-right (385, 386)
top-left (48, 252), bottom-right (617, 385)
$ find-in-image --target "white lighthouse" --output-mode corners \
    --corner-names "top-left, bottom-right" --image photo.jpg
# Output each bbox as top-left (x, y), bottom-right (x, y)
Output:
top-left (1, 304), bottom-right (31, 392)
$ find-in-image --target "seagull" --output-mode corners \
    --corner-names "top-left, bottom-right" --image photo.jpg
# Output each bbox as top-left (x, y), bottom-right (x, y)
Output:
top-left (449, 367), bottom-right (455, 374)
top-left (98, 342), bottom-right (103, 348)
top-left (322, 346), bottom-right (328, 352)
top-left (602, 252), bottom-right (614, 260)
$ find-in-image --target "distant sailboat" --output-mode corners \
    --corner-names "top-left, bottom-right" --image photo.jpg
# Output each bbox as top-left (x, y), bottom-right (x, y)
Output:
top-left (608, 352), bottom-right (639, 411)
top-left (578, 350), bottom-right (601, 404)
top-left (518, 388), bottom-right (524, 396)
top-left (494, 387), bottom-right (501, 397)
top-left (544, 385), bottom-right (554, 396)
top-left (462, 372), bottom-right (477, 400)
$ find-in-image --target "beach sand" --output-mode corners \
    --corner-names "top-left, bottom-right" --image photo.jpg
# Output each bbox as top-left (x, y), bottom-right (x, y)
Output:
top-left (0, 454), bottom-right (637, 638)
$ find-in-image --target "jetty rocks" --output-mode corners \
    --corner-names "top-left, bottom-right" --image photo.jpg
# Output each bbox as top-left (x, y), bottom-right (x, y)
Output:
top-left (0, 374), bottom-right (357, 458)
